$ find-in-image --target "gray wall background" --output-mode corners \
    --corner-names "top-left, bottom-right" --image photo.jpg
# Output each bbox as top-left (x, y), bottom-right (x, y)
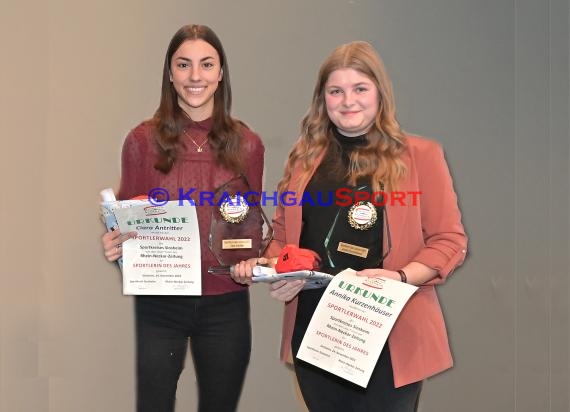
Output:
top-left (1, 0), bottom-right (568, 411)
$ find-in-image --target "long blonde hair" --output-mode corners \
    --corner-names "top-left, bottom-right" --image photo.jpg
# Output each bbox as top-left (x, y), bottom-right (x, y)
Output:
top-left (278, 41), bottom-right (407, 195)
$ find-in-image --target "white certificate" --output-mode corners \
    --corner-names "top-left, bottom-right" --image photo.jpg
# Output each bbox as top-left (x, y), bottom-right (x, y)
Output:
top-left (113, 201), bottom-right (201, 295)
top-left (296, 269), bottom-right (418, 387)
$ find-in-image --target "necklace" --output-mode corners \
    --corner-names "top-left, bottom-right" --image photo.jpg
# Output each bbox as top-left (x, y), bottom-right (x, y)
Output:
top-left (183, 129), bottom-right (208, 152)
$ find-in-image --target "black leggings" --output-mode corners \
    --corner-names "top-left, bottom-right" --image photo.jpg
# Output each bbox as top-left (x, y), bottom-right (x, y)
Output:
top-left (292, 291), bottom-right (421, 412)
top-left (292, 344), bottom-right (422, 412)
top-left (135, 291), bottom-right (251, 412)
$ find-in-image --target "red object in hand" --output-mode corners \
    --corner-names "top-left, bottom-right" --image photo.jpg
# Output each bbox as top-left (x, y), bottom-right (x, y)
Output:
top-left (274, 245), bottom-right (321, 273)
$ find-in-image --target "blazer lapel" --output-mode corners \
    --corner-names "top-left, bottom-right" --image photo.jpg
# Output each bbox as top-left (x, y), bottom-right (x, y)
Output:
top-left (284, 151), bottom-right (326, 246)
top-left (384, 149), bottom-right (413, 270)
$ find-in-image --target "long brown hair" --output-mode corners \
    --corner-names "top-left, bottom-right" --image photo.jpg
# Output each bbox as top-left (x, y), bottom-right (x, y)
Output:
top-left (153, 24), bottom-right (244, 174)
top-left (278, 41), bottom-right (407, 194)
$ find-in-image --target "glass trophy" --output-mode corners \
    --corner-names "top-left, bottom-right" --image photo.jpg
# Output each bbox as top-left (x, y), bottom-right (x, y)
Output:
top-left (208, 174), bottom-right (273, 271)
top-left (323, 185), bottom-right (389, 274)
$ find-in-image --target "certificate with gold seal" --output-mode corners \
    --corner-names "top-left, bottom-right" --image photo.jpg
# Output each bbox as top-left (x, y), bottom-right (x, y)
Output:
top-left (113, 201), bottom-right (201, 295)
top-left (208, 175), bottom-right (273, 267)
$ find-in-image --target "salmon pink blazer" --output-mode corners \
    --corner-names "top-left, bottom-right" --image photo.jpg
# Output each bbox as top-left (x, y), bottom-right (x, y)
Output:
top-left (265, 135), bottom-right (468, 388)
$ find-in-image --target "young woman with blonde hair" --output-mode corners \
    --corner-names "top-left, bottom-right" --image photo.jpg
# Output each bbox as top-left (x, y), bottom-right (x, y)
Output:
top-left (235, 41), bottom-right (467, 411)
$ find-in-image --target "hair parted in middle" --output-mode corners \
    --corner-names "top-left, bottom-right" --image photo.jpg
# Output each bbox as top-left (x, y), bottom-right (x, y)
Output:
top-left (153, 24), bottom-right (245, 174)
top-left (278, 41), bottom-right (407, 195)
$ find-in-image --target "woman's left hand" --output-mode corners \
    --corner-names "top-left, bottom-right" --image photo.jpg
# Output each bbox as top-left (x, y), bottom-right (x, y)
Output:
top-left (231, 257), bottom-right (271, 285)
top-left (358, 262), bottom-right (439, 285)
top-left (355, 268), bottom-right (400, 281)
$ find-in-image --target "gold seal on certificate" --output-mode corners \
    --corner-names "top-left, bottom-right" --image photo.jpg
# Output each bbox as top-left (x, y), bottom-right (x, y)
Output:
top-left (219, 194), bottom-right (249, 223)
top-left (347, 201), bottom-right (377, 230)
top-left (208, 175), bottom-right (273, 266)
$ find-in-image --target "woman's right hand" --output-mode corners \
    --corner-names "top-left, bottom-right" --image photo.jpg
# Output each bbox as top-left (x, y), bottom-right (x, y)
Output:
top-left (102, 229), bottom-right (137, 262)
top-left (268, 279), bottom-right (305, 302)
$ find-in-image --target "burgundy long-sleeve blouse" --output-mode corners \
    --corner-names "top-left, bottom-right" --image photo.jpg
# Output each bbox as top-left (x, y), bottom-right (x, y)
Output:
top-left (118, 117), bottom-right (265, 295)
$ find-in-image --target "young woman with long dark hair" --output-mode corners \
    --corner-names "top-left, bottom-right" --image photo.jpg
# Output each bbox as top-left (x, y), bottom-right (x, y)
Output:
top-left (102, 24), bottom-right (264, 412)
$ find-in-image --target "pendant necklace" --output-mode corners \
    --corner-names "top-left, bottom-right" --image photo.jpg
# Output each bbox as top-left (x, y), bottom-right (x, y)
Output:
top-left (183, 129), bottom-right (208, 152)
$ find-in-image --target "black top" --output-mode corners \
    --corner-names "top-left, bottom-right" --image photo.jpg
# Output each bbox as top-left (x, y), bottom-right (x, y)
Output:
top-left (295, 129), bottom-right (386, 342)
top-left (299, 128), bottom-right (383, 274)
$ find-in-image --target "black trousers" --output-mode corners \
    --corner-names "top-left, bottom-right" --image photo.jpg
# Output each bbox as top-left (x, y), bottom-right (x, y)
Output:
top-left (292, 288), bottom-right (422, 412)
top-left (135, 290), bottom-right (251, 412)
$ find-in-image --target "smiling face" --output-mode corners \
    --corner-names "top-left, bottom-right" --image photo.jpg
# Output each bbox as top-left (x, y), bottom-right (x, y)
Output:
top-left (324, 68), bottom-right (380, 137)
top-left (169, 39), bottom-right (222, 121)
